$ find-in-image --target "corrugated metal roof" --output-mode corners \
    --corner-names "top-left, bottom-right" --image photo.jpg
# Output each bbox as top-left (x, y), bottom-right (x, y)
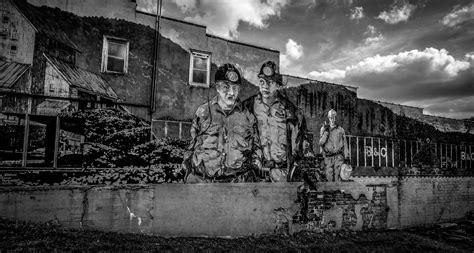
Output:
top-left (45, 55), bottom-right (118, 100)
top-left (0, 60), bottom-right (30, 88)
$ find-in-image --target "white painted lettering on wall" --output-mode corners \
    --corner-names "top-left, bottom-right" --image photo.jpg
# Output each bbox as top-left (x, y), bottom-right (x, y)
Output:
top-left (365, 147), bottom-right (387, 158)
top-left (460, 152), bottom-right (473, 160)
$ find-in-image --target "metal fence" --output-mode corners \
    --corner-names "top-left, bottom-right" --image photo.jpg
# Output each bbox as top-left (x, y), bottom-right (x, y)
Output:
top-left (346, 135), bottom-right (474, 170)
top-left (151, 119), bottom-right (192, 140)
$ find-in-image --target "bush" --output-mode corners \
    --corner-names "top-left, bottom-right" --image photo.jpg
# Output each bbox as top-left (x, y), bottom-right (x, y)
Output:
top-left (59, 165), bottom-right (184, 185)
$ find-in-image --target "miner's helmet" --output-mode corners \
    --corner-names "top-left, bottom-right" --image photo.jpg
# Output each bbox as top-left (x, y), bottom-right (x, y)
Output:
top-left (258, 60), bottom-right (283, 85)
top-left (214, 63), bottom-right (242, 86)
top-left (340, 163), bottom-right (353, 181)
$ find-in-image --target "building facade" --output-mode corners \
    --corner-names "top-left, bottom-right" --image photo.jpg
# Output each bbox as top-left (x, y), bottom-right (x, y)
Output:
top-left (0, 0), bottom-right (473, 174)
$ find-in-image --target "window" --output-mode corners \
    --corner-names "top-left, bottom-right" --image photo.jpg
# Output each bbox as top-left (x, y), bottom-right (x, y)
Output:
top-left (189, 49), bottom-right (211, 87)
top-left (2, 11), bottom-right (9, 24)
top-left (101, 36), bottom-right (129, 74)
top-left (10, 44), bottom-right (16, 56)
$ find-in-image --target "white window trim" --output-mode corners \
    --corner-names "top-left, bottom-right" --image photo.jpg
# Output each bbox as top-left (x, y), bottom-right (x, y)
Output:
top-left (189, 49), bottom-right (211, 87)
top-left (101, 36), bottom-right (129, 74)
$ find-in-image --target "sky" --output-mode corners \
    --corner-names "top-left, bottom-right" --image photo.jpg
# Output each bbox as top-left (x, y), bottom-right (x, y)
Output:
top-left (137, 0), bottom-right (474, 119)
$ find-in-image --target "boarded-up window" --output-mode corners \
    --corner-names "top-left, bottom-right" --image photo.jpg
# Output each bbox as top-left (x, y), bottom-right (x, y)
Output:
top-left (189, 49), bottom-right (211, 87)
top-left (101, 36), bottom-right (129, 74)
top-left (10, 23), bottom-right (18, 40)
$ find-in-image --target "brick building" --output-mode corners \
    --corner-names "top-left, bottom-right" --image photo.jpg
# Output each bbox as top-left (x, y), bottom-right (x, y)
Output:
top-left (0, 0), bottom-right (473, 174)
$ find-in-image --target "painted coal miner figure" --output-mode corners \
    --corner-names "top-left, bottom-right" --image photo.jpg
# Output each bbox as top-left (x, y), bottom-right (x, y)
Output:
top-left (319, 109), bottom-right (349, 181)
top-left (183, 63), bottom-right (259, 183)
top-left (243, 61), bottom-right (311, 182)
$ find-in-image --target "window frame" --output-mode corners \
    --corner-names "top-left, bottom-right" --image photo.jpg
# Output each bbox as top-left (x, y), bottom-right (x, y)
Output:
top-left (189, 49), bottom-right (211, 87)
top-left (101, 36), bottom-right (129, 74)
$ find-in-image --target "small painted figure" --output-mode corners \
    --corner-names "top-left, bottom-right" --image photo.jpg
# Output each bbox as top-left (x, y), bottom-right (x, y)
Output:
top-left (182, 63), bottom-right (260, 183)
top-left (243, 61), bottom-right (312, 182)
top-left (319, 109), bottom-right (349, 181)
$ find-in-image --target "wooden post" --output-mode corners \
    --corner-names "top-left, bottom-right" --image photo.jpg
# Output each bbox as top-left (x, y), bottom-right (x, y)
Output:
top-left (364, 137), bottom-right (366, 167)
top-left (348, 136), bottom-right (351, 163)
top-left (53, 116), bottom-right (60, 169)
top-left (371, 137), bottom-right (374, 167)
top-left (391, 140), bottom-right (394, 167)
top-left (356, 136), bottom-right (359, 167)
top-left (378, 138), bottom-right (381, 167)
top-left (21, 114), bottom-right (29, 168)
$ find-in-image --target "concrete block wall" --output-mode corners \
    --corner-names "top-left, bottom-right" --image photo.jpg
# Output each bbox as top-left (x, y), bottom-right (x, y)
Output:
top-left (0, 177), bottom-right (473, 237)
top-left (0, 183), bottom-right (299, 237)
top-left (398, 177), bottom-right (474, 227)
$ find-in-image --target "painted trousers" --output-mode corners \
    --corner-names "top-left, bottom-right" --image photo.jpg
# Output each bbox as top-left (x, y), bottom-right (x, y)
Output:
top-left (324, 154), bottom-right (344, 182)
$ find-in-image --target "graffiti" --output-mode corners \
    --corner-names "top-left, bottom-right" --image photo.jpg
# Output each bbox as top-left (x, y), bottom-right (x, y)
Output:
top-left (341, 204), bottom-right (357, 229)
top-left (461, 152), bottom-right (474, 160)
top-left (294, 186), bottom-right (388, 232)
top-left (360, 188), bottom-right (387, 230)
top-left (272, 200), bottom-right (302, 235)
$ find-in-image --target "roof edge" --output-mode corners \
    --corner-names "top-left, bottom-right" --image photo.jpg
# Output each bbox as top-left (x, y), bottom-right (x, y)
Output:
top-left (136, 10), bottom-right (206, 28)
top-left (10, 0), bottom-right (39, 32)
top-left (136, 10), bottom-right (279, 54)
top-left (372, 99), bottom-right (424, 110)
top-left (43, 54), bottom-right (118, 100)
top-left (281, 74), bottom-right (359, 90)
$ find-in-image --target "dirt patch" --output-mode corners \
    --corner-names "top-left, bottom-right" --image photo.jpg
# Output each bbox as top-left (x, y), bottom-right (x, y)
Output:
top-left (1, 218), bottom-right (473, 252)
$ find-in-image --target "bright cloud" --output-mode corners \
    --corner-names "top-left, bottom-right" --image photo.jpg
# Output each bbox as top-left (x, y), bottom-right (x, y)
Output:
top-left (363, 25), bottom-right (384, 44)
top-left (280, 54), bottom-right (291, 69)
top-left (307, 47), bottom-right (471, 96)
top-left (350, 6), bottom-right (364, 20)
top-left (348, 48), bottom-right (469, 77)
top-left (280, 39), bottom-right (304, 75)
top-left (137, 0), bottom-right (288, 39)
top-left (176, 0), bottom-right (289, 39)
top-left (377, 1), bottom-right (417, 24)
top-left (285, 39), bottom-right (304, 60)
top-left (466, 52), bottom-right (474, 61)
top-left (307, 69), bottom-right (346, 81)
top-left (173, 0), bottom-right (196, 13)
top-left (441, 3), bottom-right (474, 27)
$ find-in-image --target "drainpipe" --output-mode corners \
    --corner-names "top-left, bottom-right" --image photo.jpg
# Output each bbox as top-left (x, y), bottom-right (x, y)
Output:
top-left (150, 0), bottom-right (162, 140)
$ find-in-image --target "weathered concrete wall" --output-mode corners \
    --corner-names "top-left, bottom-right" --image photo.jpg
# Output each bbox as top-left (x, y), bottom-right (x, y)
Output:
top-left (0, 183), bottom-right (299, 237)
top-left (421, 115), bottom-right (474, 134)
top-left (375, 101), bottom-right (424, 119)
top-left (1, 177), bottom-right (472, 237)
top-left (375, 101), bottom-right (474, 135)
top-left (0, 0), bottom-right (35, 64)
top-left (398, 177), bottom-right (474, 227)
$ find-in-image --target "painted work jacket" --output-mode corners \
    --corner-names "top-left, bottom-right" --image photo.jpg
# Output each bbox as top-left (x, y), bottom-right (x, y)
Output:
top-left (188, 96), bottom-right (259, 177)
top-left (243, 91), bottom-right (308, 165)
top-left (319, 125), bottom-right (349, 158)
